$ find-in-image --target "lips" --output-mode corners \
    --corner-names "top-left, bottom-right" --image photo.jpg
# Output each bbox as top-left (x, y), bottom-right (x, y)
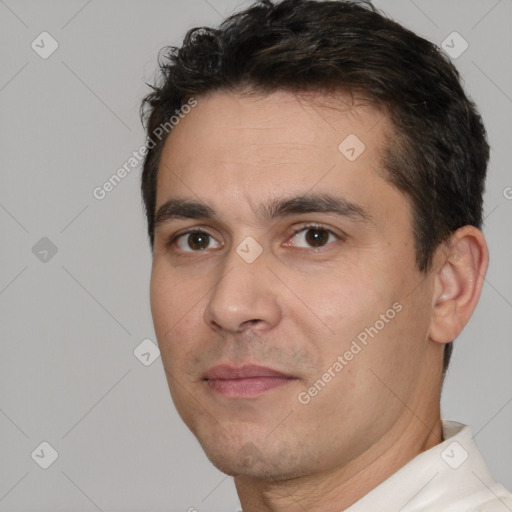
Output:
top-left (203, 364), bottom-right (296, 397)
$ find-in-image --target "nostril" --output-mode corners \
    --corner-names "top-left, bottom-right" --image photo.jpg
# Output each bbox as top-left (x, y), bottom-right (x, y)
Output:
top-left (240, 319), bottom-right (261, 330)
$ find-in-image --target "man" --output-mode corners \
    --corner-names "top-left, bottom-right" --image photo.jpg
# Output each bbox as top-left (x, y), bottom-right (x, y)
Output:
top-left (139, 0), bottom-right (512, 510)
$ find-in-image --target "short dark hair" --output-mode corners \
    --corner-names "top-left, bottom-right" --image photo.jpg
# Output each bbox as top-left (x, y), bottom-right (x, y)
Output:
top-left (140, 0), bottom-right (489, 373)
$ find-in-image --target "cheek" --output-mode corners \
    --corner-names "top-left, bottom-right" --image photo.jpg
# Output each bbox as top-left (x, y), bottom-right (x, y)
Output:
top-left (150, 263), bottom-right (200, 366)
top-left (287, 263), bottom-right (392, 342)
top-left (150, 260), bottom-right (203, 333)
top-left (149, 271), bottom-right (174, 338)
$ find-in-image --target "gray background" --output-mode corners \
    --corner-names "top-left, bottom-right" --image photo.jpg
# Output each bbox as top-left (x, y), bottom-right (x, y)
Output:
top-left (0, 0), bottom-right (511, 510)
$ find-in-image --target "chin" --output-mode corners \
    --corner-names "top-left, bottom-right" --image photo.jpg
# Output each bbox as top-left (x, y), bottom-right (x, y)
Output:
top-left (197, 433), bottom-right (314, 481)
top-left (205, 442), bottom-right (268, 477)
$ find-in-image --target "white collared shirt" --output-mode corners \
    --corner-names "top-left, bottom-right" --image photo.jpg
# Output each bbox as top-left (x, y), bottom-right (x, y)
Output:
top-left (346, 420), bottom-right (512, 511)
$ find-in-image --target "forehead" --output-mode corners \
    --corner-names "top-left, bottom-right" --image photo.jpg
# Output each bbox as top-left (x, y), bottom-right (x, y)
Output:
top-left (155, 89), bottom-right (407, 229)
top-left (159, 89), bottom-right (387, 166)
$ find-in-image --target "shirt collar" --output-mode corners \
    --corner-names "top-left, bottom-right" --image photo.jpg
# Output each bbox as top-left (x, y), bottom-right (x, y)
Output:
top-left (345, 420), bottom-right (511, 511)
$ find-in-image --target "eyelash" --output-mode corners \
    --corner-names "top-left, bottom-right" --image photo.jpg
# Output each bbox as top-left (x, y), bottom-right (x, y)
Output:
top-left (167, 223), bottom-right (342, 253)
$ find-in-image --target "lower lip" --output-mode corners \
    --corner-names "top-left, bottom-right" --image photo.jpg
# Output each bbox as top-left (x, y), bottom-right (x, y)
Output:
top-left (206, 377), bottom-right (295, 397)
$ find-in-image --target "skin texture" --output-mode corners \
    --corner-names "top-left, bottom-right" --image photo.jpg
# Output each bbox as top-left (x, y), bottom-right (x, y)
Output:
top-left (149, 90), bottom-right (488, 511)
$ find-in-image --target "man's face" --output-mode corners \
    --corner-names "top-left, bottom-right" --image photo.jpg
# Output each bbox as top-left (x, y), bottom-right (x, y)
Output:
top-left (150, 90), bottom-right (439, 479)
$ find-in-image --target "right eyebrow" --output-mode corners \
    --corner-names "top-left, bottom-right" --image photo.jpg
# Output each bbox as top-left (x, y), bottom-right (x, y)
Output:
top-left (154, 198), bottom-right (216, 230)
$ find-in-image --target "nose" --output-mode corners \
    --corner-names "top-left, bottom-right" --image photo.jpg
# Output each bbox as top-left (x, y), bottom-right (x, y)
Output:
top-left (203, 245), bottom-right (282, 334)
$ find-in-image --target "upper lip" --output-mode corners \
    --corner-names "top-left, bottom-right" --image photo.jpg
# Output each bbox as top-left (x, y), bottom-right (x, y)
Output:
top-left (203, 364), bottom-right (294, 380)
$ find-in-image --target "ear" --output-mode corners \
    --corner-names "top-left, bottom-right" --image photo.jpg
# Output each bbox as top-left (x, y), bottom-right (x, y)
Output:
top-left (429, 225), bottom-right (489, 344)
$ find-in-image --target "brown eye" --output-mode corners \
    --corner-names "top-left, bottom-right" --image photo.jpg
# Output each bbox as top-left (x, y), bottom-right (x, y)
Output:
top-left (305, 228), bottom-right (330, 247)
top-left (288, 226), bottom-right (339, 249)
top-left (188, 232), bottom-right (210, 250)
top-left (175, 231), bottom-right (221, 252)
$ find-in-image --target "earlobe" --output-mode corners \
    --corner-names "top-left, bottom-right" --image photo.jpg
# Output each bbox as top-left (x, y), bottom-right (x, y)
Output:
top-left (429, 226), bottom-right (489, 344)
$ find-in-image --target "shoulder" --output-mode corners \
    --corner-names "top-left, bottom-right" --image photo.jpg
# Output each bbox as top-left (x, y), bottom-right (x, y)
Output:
top-left (469, 484), bottom-right (512, 511)
top-left (431, 421), bottom-right (512, 512)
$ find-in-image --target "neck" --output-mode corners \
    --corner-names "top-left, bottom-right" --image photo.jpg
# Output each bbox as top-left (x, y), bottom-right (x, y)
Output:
top-left (235, 403), bottom-right (443, 512)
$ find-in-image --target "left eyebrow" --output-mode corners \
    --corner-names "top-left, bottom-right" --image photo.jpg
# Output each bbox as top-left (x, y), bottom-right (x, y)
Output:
top-left (260, 193), bottom-right (373, 224)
